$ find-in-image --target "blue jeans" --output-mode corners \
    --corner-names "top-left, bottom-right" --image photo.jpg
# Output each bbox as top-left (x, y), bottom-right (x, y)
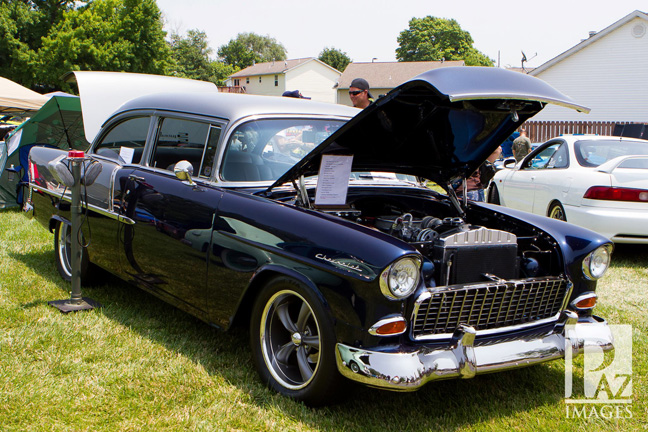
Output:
top-left (466, 189), bottom-right (485, 202)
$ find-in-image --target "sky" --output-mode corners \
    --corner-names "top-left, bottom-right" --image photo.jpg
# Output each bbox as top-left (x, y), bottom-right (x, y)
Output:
top-left (155, 0), bottom-right (646, 69)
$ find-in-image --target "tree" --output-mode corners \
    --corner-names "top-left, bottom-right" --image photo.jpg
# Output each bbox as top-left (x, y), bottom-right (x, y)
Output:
top-left (34, 0), bottom-right (172, 90)
top-left (169, 29), bottom-right (215, 82)
top-left (1, 0), bottom-right (172, 91)
top-left (168, 29), bottom-right (238, 86)
top-left (318, 47), bottom-right (351, 72)
top-left (217, 32), bottom-right (286, 69)
top-left (0, 0), bottom-right (82, 85)
top-left (396, 16), bottom-right (493, 66)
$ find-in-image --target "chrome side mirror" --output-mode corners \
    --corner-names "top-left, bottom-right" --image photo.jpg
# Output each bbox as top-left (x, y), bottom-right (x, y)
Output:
top-left (173, 160), bottom-right (195, 185)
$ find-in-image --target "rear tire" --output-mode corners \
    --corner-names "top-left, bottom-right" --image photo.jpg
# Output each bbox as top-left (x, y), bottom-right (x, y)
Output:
top-left (54, 220), bottom-right (89, 283)
top-left (250, 276), bottom-right (342, 406)
top-left (548, 202), bottom-right (566, 221)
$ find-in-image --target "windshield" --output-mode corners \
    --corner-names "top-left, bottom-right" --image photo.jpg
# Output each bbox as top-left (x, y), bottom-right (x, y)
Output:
top-left (221, 118), bottom-right (345, 182)
top-left (221, 118), bottom-right (420, 185)
top-left (575, 139), bottom-right (648, 167)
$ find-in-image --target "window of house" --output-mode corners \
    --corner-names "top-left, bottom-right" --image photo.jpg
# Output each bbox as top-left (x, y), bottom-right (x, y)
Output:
top-left (234, 79), bottom-right (240, 86)
top-left (246, 77), bottom-right (249, 84)
top-left (274, 75), bottom-right (278, 86)
top-left (259, 76), bottom-right (262, 83)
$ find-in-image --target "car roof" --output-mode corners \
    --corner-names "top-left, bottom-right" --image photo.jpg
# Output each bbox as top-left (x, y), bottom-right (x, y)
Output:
top-left (550, 134), bottom-right (648, 144)
top-left (116, 91), bottom-right (360, 123)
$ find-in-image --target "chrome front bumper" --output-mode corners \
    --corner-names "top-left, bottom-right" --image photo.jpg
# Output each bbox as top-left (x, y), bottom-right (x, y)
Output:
top-left (335, 311), bottom-right (613, 391)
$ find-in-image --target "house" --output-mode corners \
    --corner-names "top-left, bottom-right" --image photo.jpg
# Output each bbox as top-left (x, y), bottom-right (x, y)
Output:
top-left (226, 58), bottom-right (341, 103)
top-left (527, 10), bottom-right (648, 139)
top-left (336, 60), bottom-right (465, 106)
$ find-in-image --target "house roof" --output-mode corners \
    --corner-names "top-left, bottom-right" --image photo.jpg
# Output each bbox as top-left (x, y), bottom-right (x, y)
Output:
top-left (531, 10), bottom-right (648, 75)
top-left (337, 60), bottom-right (465, 89)
top-left (229, 57), bottom-right (339, 78)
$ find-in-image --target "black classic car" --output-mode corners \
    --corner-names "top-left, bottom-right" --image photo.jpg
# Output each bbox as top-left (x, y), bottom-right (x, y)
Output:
top-left (27, 68), bottom-right (614, 405)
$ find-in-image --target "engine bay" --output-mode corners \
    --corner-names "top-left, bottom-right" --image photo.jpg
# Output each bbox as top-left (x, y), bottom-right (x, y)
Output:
top-left (334, 191), bottom-right (561, 286)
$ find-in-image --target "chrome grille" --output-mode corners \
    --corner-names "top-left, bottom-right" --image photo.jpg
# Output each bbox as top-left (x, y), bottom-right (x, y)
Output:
top-left (412, 277), bottom-right (569, 339)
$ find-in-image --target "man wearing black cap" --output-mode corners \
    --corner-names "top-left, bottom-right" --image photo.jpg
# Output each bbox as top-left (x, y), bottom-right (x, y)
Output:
top-left (349, 78), bottom-right (374, 108)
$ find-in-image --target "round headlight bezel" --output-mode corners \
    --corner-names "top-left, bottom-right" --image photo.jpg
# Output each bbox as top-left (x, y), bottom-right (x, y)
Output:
top-left (582, 244), bottom-right (613, 280)
top-left (380, 255), bottom-right (422, 300)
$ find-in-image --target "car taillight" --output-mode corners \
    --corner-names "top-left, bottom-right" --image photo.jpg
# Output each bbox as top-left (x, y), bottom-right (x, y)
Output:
top-left (583, 186), bottom-right (648, 202)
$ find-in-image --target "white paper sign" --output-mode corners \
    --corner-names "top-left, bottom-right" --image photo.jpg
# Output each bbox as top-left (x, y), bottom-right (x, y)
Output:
top-left (119, 146), bottom-right (134, 164)
top-left (315, 155), bottom-right (353, 206)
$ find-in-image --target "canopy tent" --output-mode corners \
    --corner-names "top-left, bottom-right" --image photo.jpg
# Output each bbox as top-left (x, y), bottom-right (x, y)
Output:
top-left (0, 76), bottom-right (48, 113)
top-left (0, 94), bottom-right (90, 209)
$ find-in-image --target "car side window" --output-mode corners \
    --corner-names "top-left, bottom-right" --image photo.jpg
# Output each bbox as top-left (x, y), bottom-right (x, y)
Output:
top-left (150, 118), bottom-right (210, 173)
top-left (525, 144), bottom-right (559, 169)
top-left (545, 143), bottom-right (569, 169)
top-left (199, 126), bottom-right (221, 178)
top-left (93, 117), bottom-right (150, 164)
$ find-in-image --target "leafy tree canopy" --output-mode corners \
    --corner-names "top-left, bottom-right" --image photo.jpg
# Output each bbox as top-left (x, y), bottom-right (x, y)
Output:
top-left (396, 16), bottom-right (493, 66)
top-left (35, 0), bottom-right (171, 91)
top-left (169, 29), bottom-right (238, 86)
top-left (217, 32), bottom-right (286, 69)
top-left (0, 0), bottom-right (84, 85)
top-left (318, 47), bottom-right (351, 72)
top-left (1, 0), bottom-right (172, 91)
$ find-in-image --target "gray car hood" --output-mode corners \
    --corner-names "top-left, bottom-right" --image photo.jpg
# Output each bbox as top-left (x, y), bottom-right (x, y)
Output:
top-left (270, 67), bottom-right (589, 190)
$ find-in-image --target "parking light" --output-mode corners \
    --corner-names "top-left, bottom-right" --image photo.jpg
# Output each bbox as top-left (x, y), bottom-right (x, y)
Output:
top-left (570, 292), bottom-right (597, 310)
top-left (369, 316), bottom-right (408, 336)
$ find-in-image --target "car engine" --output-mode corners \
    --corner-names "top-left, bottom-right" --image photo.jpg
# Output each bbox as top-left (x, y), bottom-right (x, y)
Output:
top-left (374, 213), bottom-right (518, 285)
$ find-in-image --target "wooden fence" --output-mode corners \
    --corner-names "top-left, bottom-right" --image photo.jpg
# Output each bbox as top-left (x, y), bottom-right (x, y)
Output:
top-left (522, 121), bottom-right (640, 143)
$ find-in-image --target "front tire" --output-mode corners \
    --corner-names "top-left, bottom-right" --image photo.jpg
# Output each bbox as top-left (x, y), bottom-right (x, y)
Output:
top-left (250, 276), bottom-right (341, 406)
top-left (488, 185), bottom-right (501, 204)
top-left (54, 220), bottom-right (89, 282)
top-left (548, 202), bottom-right (567, 221)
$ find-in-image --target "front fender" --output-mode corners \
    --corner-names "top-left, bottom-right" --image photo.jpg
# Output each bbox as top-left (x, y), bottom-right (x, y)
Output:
top-left (475, 202), bottom-right (611, 287)
top-left (232, 263), bottom-right (367, 344)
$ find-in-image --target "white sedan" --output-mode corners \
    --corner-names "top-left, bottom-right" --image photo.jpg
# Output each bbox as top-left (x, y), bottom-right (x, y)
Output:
top-left (489, 135), bottom-right (648, 244)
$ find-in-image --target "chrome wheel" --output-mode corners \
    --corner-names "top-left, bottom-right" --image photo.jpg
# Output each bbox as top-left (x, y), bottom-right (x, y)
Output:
top-left (549, 202), bottom-right (566, 221)
top-left (56, 222), bottom-right (73, 279)
top-left (259, 289), bottom-right (321, 390)
top-left (54, 220), bottom-right (89, 282)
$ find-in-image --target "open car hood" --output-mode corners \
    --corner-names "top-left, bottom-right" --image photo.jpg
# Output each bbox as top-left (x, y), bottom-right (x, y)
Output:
top-left (270, 67), bottom-right (589, 191)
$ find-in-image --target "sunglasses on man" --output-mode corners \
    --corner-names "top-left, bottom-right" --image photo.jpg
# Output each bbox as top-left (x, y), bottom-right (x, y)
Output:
top-left (349, 90), bottom-right (365, 96)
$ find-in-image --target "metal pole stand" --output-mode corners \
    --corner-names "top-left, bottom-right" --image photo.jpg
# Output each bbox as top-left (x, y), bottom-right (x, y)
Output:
top-left (49, 151), bottom-right (102, 313)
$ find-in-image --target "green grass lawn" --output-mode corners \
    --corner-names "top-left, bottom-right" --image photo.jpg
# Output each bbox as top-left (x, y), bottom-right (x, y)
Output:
top-left (1, 208), bottom-right (646, 431)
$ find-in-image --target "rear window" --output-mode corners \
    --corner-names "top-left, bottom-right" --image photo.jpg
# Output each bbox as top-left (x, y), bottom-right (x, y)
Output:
top-left (574, 139), bottom-right (648, 167)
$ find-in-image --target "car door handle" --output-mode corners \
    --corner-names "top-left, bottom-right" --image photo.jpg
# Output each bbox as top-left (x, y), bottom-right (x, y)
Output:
top-left (128, 174), bottom-right (146, 183)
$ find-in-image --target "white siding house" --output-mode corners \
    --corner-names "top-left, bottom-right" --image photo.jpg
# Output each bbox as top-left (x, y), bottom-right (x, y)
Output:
top-left (226, 58), bottom-right (341, 103)
top-left (530, 10), bottom-right (648, 122)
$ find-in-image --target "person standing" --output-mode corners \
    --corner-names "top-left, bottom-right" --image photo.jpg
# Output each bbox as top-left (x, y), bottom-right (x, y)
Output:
top-left (348, 78), bottom-right (374, 109)
top-left (455, 147), bottom-right (501, 202)
top-left (512, 128), bottom-right (532, 162)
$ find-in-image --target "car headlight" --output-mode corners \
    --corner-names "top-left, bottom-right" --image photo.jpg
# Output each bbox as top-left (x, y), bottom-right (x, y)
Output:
top-left (380, 256), bottom-right (421, 300)
top-left (582, 244), bottom-right (613, 280)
